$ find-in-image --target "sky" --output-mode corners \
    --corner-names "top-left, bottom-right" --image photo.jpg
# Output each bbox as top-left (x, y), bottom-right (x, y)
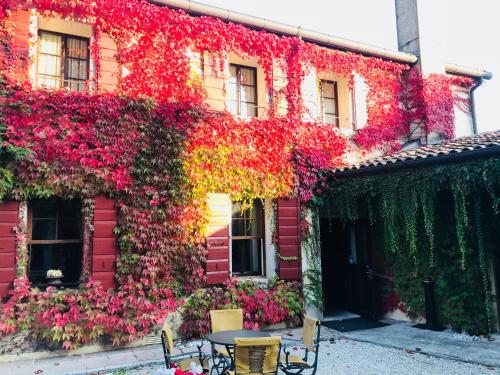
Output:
top-left (198, 0), bottom-right (499, 133)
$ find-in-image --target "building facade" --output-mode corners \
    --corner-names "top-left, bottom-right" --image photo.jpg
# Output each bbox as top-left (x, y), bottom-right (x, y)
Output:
top-left (0, 0), bottom-right (494, 345)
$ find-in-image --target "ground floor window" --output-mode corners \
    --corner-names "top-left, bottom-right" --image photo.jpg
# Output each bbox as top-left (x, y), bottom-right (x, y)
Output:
top-left (27, 198), bottom-right (83, 286)
top-left (231, 200), bottom-right (264, 276)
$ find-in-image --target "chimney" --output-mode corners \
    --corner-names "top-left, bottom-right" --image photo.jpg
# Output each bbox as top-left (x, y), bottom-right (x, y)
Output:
top-left (395, 0), bottom-right (456, 143)
top-left (395, 0), bottom-right (447, 75)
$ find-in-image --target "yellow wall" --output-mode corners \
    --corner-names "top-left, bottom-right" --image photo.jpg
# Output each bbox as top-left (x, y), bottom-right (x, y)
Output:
top-left (98, 33), bottom-right (119, 93)
top-left (32, 18), bottom-right (352, 126)
top-left (37, 17), bottom-right (92, 38)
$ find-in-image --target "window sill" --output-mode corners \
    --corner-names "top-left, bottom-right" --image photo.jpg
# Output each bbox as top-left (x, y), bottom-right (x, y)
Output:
top-left (232, 275), bottom-right (273, 285)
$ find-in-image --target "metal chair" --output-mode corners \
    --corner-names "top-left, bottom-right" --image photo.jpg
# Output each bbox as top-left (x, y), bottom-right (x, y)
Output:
top-left (210, 308), bottom-right (244, 332)
top-left (209, 309), bottom-right (244, 374)
top-left (230, 336), bottom-right (282, 375)
top-left (279, 317), bottom-right (321, 375)
top-left (161, 321), bottom-right (209, 373)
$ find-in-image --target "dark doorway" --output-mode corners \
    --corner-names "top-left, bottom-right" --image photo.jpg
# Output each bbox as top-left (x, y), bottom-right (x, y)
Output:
top-left (320, 219), bottom-right (378, 319)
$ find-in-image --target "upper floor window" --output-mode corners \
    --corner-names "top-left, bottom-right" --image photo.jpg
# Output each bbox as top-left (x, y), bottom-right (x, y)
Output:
top-left (320, 80), bottom-right (339, 126)
top-left (231, 200), bottom-right (264, 276)
top-left (227, 64), bottom-right (258, 118)
top-left (28, 198), bottom-right (83, 286)
top-left (37, 31), bottom-right (89, 92)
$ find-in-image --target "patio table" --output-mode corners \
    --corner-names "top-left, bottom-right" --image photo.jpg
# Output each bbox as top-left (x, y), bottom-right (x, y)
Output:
top-left (207, 329), bottom-right (272, 374)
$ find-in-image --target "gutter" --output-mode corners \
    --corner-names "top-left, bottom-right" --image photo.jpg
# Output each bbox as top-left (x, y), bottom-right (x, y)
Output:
top-left (445, 63), bottom-right (493, 80)
top-left (150, 0), bottom-right (418, 64)
top-left (444, 65), bottom-right (492, 134)
top-left (333, 146), bottom-right (500, 178)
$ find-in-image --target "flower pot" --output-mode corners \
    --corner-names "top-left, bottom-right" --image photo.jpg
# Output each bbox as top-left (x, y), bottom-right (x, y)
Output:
top-left (47, 278), bottom-right (62, 287)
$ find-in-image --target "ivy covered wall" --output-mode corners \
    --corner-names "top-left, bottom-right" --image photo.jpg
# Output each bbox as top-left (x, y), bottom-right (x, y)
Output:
top-left (314, 157), bottom-right (500, 335)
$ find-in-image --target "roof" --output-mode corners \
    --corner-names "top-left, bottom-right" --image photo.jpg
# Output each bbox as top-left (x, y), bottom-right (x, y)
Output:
top-left (337, 130), bottom-right (500, 175)
top-left (152, 0), bottom-right (493, 79)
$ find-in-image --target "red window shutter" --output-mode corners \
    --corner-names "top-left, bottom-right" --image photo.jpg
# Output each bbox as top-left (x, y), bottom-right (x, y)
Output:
top-left (92, 195), bottom-right (118, 290)
top-left (0, 201), bottom-right (19, 298)
top-left (277, 198), bottom-right (301, 280)
top-left (206, 194), bottom-right (231, 285)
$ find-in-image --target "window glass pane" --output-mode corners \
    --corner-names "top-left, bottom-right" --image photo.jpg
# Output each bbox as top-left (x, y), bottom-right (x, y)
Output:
top-left (78, 60), bottom-right (88, 79)
top-left (240, 67), bottom-right (255, 86)
top-left (38, 32), bottom-right (62, 89)
top-left (29, 243), bottom-right (82, 285)
top-left (58, 199), bottom-right (82, 240)
top-left (323, 98), bottom-right (337, 114)
top-left (324, 114), bottom-right (338, 125)
top-left (32, 200), bottom-right (57, 218)
top-left (39, 32), bottom-right (62, 55)
top-left (240, 102), bottom-right (257, 118)
top-left (231, 239), bottom-right (262, 275)
top-left (232, 201), bottom-right (262, 219)
top-left (232, 219), bottom-right (262, 237)
top-left (38, 75), bottom-right (60, 89)
top-left (229, 65), bottom-right (237, 79)
top-left (240, 85), bottom-right (255, 104)
top-left (64, 59), bottom-right (87, 81)
top-left (65, 58), bottom-right (76, 79)
top-left (30, 198), bottom-right (81, 240)
top-left (67, 37), bottom-right (88, 59)
top-left (38, 55), bottom-right (61, 77)
top-left (32, 219), bottom-right (56, 240)
top-left (322, 81), bottom-right (335, 98)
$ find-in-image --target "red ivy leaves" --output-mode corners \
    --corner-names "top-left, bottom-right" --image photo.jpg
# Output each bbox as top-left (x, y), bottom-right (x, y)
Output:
top-left (0, 278), bottom-right (178, 349)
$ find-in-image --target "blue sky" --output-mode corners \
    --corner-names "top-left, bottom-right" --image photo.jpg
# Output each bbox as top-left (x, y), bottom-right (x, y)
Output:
top-left (198, 0), bottom-right (498, 133)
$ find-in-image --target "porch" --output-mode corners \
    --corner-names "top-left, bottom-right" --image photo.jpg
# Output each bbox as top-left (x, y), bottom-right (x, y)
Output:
top-left (308, 131), bottom-right (500, 334)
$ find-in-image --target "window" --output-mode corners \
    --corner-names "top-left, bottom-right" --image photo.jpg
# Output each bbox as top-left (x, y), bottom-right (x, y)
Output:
top-left (320, 80), bottom-right (339, 126)
top-left (231, 200), bottom-right (264, 276)
top-left (28, 198), bottom-right (83, 286)
top-left (37, 31), bottom-right (90, 92)
top-left (227, 64), bottom-right (258, 118)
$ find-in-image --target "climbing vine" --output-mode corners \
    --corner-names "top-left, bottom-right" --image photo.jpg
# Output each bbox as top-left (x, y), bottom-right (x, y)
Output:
top-left (301, 207), bottom-right (324, 311)
top-left (0, 0), bottom-right (481, 348)
top-left (315, 158), bottom-right (500, 334)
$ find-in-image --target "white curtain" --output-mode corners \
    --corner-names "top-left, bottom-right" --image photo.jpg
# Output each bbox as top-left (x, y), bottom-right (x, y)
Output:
top-left (38, 32), bottom-right (62, 89)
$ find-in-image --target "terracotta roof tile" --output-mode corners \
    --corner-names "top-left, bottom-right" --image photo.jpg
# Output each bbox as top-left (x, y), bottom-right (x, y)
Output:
top-left (338, 130), bottom-right (500, 173)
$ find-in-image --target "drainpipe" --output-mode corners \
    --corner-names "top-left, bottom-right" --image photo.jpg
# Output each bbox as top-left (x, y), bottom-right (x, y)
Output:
top-left (470, 78), bottom-right (483, 135)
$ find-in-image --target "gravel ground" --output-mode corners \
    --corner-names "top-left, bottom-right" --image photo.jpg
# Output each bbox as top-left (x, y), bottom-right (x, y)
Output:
top-left (99, 337), bottom-right (500, 375)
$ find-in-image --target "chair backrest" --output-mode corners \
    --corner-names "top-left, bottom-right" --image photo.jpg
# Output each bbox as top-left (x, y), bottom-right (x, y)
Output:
top-left (303, 316), bottom-right (320, 350)
top-left (234, 336), bottom-right (281, 375)
top-left (209, 308), bottom-right (244, 333)
top-left (161, 321), bottom-right (175, 366)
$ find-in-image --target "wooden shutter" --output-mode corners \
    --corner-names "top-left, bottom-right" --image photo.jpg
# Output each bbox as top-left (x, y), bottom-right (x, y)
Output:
top-left (92, 195), bottom-right (118, 289)
top-left (277, 198), bottom-right (301, 280)
top-left (352, 73), bottom-right (368, 130)
top-left (0, 201), bottom-right (19, 298)
top-left (206, 194), bottom-right (231, 285)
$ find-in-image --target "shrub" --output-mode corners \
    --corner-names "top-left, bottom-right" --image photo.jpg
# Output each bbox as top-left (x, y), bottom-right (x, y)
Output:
top-left (178, 278), bottom-right (303, 340)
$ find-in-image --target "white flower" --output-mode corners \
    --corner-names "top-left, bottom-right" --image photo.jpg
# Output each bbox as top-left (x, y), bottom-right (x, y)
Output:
top-left (46, 269), bottom-right (63, 278)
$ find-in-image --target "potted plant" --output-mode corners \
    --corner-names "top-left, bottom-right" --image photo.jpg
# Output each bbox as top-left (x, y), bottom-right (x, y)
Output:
top-left (46, 269), bottom-right (63, 287)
